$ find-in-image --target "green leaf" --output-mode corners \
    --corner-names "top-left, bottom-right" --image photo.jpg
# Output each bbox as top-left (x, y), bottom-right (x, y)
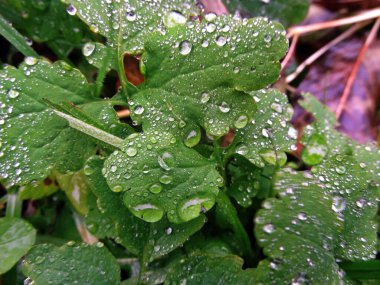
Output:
top-left (0, 59), bottom-right (125, 186)
top-left (85, 156), bottom-right (206, 263)
top-left (103, 133), bottom-right (222, 223)
top-left (63, 0), bottom-right (199, 54)
top-left (22, 242), bottom-right (120, 285)
top-left (234, 89), bottom-right (297, 167)
top-left (19, 178), bottom-right (59, 200)
top-left (0, 217), bottom-right (36, 274)
top-left (254, 169), bottom-right (342, 284)
top-left (0, 13), bottom-right (38, 57)
top-left (131, 16), bottom-right (287, 138)
top-left (313, 155), bottom-right (378, 260)
top-left (165, 253), bottom-right (255, 284)
top-left (224, 0), bottom-right (310, 28)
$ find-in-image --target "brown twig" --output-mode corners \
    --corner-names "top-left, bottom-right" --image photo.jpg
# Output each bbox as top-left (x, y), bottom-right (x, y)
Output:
top-left (281, 33), bottom-right (299, 71)
top-left (288, 8), bottom-right (380, 38)
top-left (117, 109), bottom-right (130, 118)
top-left (335, 17), bottom-right (380, 120)
top-left (286, 21), bottom-right (371, 83)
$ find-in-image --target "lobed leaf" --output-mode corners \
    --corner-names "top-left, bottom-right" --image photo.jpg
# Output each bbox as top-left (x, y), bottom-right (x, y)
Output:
top-left (131, 16), bottom-right (287, 139)
top-left (0, 217), bottom-right (36, 274)
top-left (85, 156), bottom-right (206, 263)
top-left (22, 242), bottom-right (120, 285)
top-left (103, 132), bottom-right (222, 223)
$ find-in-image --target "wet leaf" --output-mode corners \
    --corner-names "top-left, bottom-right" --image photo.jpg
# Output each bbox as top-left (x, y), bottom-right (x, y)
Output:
top-left (22, 242), bottom-right (120, 285)
top-left (132, 16), bottom-right (287, 138)
top-left (234, 89), bottom-right (297, 167)
top-left (0, 217), bottom-right (36, 274)
top-left (103, 133), bottom-right (222, 223)
top-left (85, 156), bottom-right (206, 263)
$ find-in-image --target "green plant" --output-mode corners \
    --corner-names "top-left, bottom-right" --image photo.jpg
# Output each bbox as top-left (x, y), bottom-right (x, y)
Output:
top-left (0, 0), bottom-right (379, 284)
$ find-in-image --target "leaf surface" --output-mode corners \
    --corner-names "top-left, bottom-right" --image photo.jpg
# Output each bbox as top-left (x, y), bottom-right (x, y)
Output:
top-left (22, 242), bottom-right (120, 285)
top-left (0, 217), bottom-right (36, 274)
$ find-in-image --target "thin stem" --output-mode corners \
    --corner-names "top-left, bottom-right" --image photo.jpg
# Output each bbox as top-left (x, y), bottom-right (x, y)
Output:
top-left (117, 9), bottom-right (129, 100)
top-left (286, 21), bottom-right (370, 83)
top-left (288, 8), bottom-right (380, 37)
top-left (73, 213), bottom-right (99, 244)
top-left (53, 110), bottom-right (123, 149)
top-left (281, 33), bottom-right (299, 71)
top-left (94, 48), bottom-right (111, 97)
top-left (6, 192), bottom-right (22, 218)
top-left (335, 17), bottom-right (380, 119)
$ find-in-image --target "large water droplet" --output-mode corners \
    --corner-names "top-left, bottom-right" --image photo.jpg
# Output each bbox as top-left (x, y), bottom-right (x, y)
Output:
top-left (164, 11), bottom-right (187, 27)
top-left (126, 147), bottom-right (137, 157)
top-left (149, 183), bottom-right (163, 194)
top-left (200, 92), bottom-right (210, 103)
top-left (111, 185), bottom-right (123, 193)
top-left (215, 36), bottom-right (227, 46)
top-left (235, 143), bottom-right (248, 155)
top-left (159, 174), bottom-right (172, 185)
top-left (301, 134), bottom-right (328, 166)
top-left (8, 89), bottom-right (20, 99)
top-left (126, 11), bottom-right (137, 22)
top-left (83, 42), bottom-right (95, 57)
top-left (206, 22), bottom-right (216, 33)
top-left (204, 12), bottom-right (217, 22)
top-left (234, 115), bottom-right (248, 129)
top-left (158, 152), bottom-right (174, 171)
top-left (263, 223), bottom-right (275, 234)
top-left (129, 202), bottom-right (164, 222)
top-left (178, 196), bottom-right (215, 222)
top-left (179, 41), bottom-right (192, 55)
top-left (184, 129), bottom-right (201, 148)
top-left (25, 56), bottom-right (38, 66)
top-left (219, 102), bottom-right (230, 113)
top-left (332, 196), bottom-right (346, 213)
top-left (134, 105), bottom-right (144, 115)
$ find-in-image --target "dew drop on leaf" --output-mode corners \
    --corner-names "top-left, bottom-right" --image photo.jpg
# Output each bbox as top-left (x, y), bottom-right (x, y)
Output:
top-left (200, 92), bottom-right (210, 103)
top-left (178, 196), bottom-right (215, 222)
top-left (126, 147), bottom-right (137, 157)
top-left (149, 183), bottom-right (163, 194)
top-left (179, 41), bottom-right (192, 55)
top-left (159, 174), bottom-right (172, 185)
top-left (126, 11), bottom-right (137, 22)
top-left (111, 185), bottom-right (123, 193)
top-left (66, 4), bottom-right (77, 16)
top-left (184, 129), bottom-right (201, 148)
top-left (128, 202), bottom-right (164, 223)
top-left (234, 115), bottom-right (248, 129)
top-left (7, 89), bottom-right (19, 99)
top-left (332, 196), bottom-right (346, 213)
top-left (263, 223), bottom-right (275, 234)
top-left (134, 105), bottom-right (144, 115)
top-left (219, 102), bottom-right (230, 113)
top-left (215, 36), bottom-right (227, 46)
top-left (82, 43), bottom-right (95, 57)
top-left (25, 57), bottom-right (38, 66)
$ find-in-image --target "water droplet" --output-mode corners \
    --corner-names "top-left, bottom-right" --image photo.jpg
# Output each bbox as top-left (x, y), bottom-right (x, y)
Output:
top-left (164, 11), bottom-right (187, 27)
top-left (66, 4), bottom-right (77, 16)
top-left (83, 165), bottom-right (93, 176)
top-left (288, 127), bottom-right (298, 140)
top-left (204, 12), bottom-right (217, 22)
top-left (264, 34), bottom-right (272, 43)
top-left (179, 41), bottom-right (192, 55)
top-left (8, 89), bottom-right (19, 99)
top-left (332, 196), bottom-right (346, 213)
top-left (178, 196), bottom-right (215, 222)
top-left (206, 22), bottom-right (216, 33)
top-left (335, 166), bottom-right (346, 174)
top-left (263, 223), bottom-right (275, 234)
top-left (112, 185), bottom-right (123, 193)
top-left (83, 42), bottom-right (95, 57)
top-left (129, 202), bottom-right (164, 222)
top-left (126, 147), bottom-right (137, 157)
top-left (25, 56), bottom-right (38, 66)
top-left (233, 67), bottom-right (240, 74)
top-left (356, 198), bottom-right (366, 208)
top-left (149, 183), bottom-right (163, 194)
top-left (184, 129), bottom-right (201, 148)
top-left (215, 36), bottom-right (227, 46)
top-left (301, 134), bottom-right (328, 166)
top-left (292, 272), bottom-right (310, 285)
top-left (200, 92), bottom-right (210, 103)
top-left (159, 174), bottom-right (172, 184)
top-left (126, 11), bottom-right (137, 21)
top-left (134, 105), bottom-right (144, 115)
top-left (270, 103), bottom-right (283, 113)
top-left (297, 212), bottom-right (307, 221)
top-left (165, 227), bottom-right (173, 235)
top-left (234, 115), bottom-right (248, 129)
top-left (219, 101), bottom-right (230, 113)
top-left (235, 143), bottom-right (248, 155)
top-left (262, 128), bottom-right (269, 138)
top-left (158, 152), bottom-right (174, 171)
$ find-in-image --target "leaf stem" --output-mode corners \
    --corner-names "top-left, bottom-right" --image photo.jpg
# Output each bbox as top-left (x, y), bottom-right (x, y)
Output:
top-left (53, 110), bottom-right (123, 149)
top-left (5, 192), bottom-right (22, 218)
top-left (117, 9), bottom-right (129, 100)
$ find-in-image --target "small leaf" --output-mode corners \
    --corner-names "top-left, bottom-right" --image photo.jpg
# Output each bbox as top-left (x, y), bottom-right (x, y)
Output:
top-left (19, 178), bottom-right (59, 200)
top-left (0, 217), bottom-right (36, 274)
top-left (103, 133), bottom-right (222, 223)
top-left (85, 156), bottom-right (206, 263)
top-left (22, 242), bottom-right (120, 285)
top-left (234, 89), bottom-right (296, 167)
